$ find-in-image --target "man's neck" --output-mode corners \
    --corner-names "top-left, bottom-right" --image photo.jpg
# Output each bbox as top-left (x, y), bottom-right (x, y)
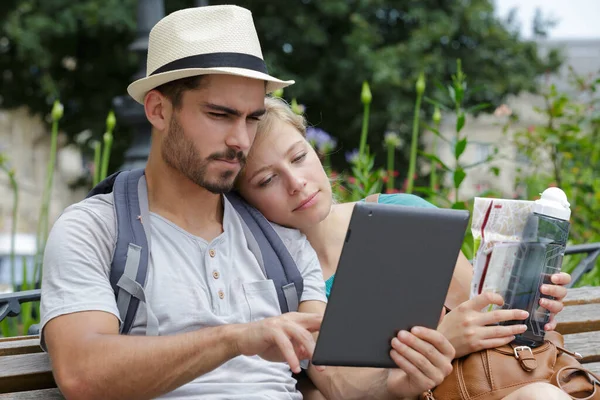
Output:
top-left (144, 155), bottom-right (224, 242)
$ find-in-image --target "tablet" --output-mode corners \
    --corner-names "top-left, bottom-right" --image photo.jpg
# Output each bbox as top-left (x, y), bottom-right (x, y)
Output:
top-left (311, 202), bottom-right (470, 368)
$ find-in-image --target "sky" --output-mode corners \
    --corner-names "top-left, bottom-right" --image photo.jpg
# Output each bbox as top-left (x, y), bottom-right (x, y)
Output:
top-left (494, 0), bottom-right (600, 39)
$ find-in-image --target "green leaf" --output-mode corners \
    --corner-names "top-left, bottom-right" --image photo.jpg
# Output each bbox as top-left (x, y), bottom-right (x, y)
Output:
top-left (413, 187), bottom-right (453, 206)
top-left (490, 166), bottom-right (500, 176)
top-left (448, 86), bottom-right (456, 103)
top-left (424, 124), bottom-right (451, 144)
top-left (456, 112), bottom-right (466, 133)
top-left (454, 85), bottom-right (464, 105)
top-left (418, 151), bottom-right (452, 171)
top-left (1, 319), bottom-right (11, 338)
top-left (424, 97), bottom-right (451, 111)
top-left (451, 201), bottom-right (467, 210)
top-left (455, 138), bottom-right (468, 159)
top-left (453, 168), bottom-right (466, 188)
top-left (466, 103), bottom-right (491, 113)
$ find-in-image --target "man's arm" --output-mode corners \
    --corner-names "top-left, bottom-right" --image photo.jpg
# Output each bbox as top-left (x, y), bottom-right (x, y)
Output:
top-left (45, 309), bottom-right (322, 400)
top-left (44, 311), bottom-right (239, 400)
top-left (299, 301), bottom-right (454, 400)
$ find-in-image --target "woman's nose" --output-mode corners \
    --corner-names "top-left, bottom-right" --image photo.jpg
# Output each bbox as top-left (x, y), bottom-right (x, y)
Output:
top-left (287, 175), bottom-right (307, 195)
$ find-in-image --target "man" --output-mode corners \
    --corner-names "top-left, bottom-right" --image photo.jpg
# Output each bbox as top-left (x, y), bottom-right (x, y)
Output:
top-left (40, 5), bottom-right (454, 399)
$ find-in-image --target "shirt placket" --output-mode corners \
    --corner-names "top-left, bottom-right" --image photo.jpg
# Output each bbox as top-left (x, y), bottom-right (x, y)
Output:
top-left (206, 245), bottom-right (226, 315)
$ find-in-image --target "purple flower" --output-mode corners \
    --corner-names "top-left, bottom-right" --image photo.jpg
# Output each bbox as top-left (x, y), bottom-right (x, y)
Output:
top-left (306, 127), bottom-right (337, 152)
top-left (345, 148), bottom-right (360, 164)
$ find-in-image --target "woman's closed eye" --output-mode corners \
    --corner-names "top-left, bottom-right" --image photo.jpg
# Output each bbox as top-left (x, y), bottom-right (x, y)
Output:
top-left (258, 175), bottom-right (275, 188)
top-left (256, 152), bottom-right (308, 188)
top-left (292, 152), bottom-right (307, 163)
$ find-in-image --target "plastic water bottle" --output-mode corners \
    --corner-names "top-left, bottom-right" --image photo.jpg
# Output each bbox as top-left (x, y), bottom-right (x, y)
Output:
top-left (501, 187), bottom-right (571, 347)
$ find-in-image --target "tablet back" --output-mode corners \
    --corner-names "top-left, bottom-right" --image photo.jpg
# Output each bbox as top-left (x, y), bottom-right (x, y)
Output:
top-left (312, 202), bottom-right (470, 368)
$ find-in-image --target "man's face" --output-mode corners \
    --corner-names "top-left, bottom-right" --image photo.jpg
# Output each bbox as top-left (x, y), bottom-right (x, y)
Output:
top-left (161, 75), bottom-right (266, 193)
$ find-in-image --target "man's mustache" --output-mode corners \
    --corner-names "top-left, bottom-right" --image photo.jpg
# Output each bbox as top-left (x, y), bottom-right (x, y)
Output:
top-left (208, 148), bottom-right (246, 165)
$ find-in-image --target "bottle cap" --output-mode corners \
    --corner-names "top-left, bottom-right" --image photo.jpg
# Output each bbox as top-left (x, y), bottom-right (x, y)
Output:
top-left (534, 187), bottom-right (571, 221)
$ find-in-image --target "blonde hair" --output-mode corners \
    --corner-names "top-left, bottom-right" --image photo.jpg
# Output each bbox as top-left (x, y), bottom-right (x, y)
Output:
top-left (257, 96), bottom-right (307, 139)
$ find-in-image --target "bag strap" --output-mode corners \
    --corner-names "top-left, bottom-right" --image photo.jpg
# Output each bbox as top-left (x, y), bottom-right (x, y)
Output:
top-left (225, 191), bottom-right (303, 313)
top-left (105, 169), bottom-right (157, 335)
top-left (553, 366), bottom-right (600, 400)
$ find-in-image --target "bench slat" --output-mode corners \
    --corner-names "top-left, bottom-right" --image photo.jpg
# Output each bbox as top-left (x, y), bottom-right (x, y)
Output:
top-left (0, 353), bottom-right (56, 394)
top-left (0, 338), bottom-right (42, 357)
top-left (555, 303), bottom-right (600, 335)
top-left (0, 388), bottom-right (64, 399)
top-left (586, 362), bottom-right (600, 375)
top-left (563, 332), bottom-right (600, 363)
top-left (0, 335), bottom-right (36, 344)
top-left (563, 287), bottom-right (600, 306)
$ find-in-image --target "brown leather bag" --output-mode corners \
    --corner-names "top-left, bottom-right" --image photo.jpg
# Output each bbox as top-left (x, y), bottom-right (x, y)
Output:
top-left (422, 331), bottom-right (600, 400)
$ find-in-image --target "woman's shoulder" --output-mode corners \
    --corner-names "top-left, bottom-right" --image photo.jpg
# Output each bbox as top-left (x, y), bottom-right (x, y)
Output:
top-left (375, 193), bottom-right (437, 208)
top-left (269, 222), bottom-right (310, 258)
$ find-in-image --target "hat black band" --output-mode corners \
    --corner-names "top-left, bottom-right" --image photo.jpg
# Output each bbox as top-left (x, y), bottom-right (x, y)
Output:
top-left (150, 52), bottom-right (268, 76)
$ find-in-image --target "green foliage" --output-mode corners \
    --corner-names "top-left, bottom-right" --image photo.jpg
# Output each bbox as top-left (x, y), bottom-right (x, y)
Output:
top-left (416, 60), bottom-right (495, 260)
top-left (0, 102), bottom-right (115, 337)
top-left (345, 151), bottom-right (385, 201)
top-left (1, 0), bottom-right (561, 174)
top-left (33, 100), bottom-right (62, 286)
top-left (0, 0), bottom-right (142, 170)
top-left (405, 71), bottom-right (425, 194)
top-left (513, 68), bottom-right (600, 286)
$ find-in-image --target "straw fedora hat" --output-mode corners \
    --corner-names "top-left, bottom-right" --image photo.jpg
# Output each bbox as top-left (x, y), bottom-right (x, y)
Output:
top-left (127, 5), bottom-right (294, 104)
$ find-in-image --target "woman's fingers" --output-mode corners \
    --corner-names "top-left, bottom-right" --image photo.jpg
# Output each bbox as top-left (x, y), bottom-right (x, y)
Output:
top-left (478, 308), bottom-right (529, 326)
top-left (391, 331), bottom-right (448, 384)
top-left (466, 292), bottom-right (505, 311)
top-left (410, 327), bottom-right (456, 361)
top-left (540, 283), bottom-right (568, 300)
top-left (389, 349), bottom-right (437, 389)
top-left (539, 297), bottom-right (564, 314)
top-left (545, 314), bottom-right (557, 331)
top-left (477, 335), bottom-right (517, 350)
top-left (551, 272), bottom-right (571, 286)
top-left (480, 323), bottom-right (527, 340)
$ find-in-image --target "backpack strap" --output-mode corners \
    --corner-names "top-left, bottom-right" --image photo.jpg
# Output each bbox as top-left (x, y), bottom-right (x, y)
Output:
top-left (86, 171), bottom-right (121, 199)
top-left (92, 169), bottom-right (158, 335)
top-left (225, 192), bottom-right (303, 313)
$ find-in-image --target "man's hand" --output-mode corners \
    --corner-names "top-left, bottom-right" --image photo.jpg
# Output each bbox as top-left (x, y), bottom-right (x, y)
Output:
top-left (540, 272), bottom-right (571, 331)
top-left (438, 292), bottom-right (529, 358)
top-left (386, 327), bottom-right (455, 398)
top-left (234, 312), bottom-right (322, 373)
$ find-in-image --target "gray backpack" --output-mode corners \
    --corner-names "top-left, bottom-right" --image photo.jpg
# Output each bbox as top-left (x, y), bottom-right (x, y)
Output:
top-left (87, 168), bottom-right (303, 335)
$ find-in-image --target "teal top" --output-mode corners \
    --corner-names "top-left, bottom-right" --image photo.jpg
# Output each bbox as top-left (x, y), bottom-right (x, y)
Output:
top-left (324, 193), bottom-right (436, 298)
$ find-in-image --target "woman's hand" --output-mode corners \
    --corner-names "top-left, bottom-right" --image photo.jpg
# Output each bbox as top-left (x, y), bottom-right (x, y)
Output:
top-left (541, 272), bottom-right (571, 331)
top-left (437, 292), bottom-right (529, 359)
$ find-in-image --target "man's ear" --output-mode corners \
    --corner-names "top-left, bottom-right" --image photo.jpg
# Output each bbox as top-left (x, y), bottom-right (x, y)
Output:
top-left (144, 89), bottom-right (170, 132)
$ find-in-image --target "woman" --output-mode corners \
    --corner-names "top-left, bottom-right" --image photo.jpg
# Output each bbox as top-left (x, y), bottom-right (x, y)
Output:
top-left (237, 96), bottom-right (572, 400)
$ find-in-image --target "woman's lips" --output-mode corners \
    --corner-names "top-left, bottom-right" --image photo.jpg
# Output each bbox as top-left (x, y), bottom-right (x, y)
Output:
top-left (293, 191), bottom-right (319, 211)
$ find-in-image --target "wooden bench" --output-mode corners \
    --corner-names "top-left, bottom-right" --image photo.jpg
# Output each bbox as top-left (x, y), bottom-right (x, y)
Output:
top-left (1, 286), bottom-right (599, 398)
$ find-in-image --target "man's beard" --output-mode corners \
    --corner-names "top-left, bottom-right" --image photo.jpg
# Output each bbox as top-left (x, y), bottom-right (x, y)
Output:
top-left (161, 115), bottom-right (246, 194)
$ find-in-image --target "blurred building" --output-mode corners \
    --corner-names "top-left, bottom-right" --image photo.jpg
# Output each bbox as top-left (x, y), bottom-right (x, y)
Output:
top-left (0, 107), bottom-right (87, 236)
top-left (423, 38), bottom-right (600, 201)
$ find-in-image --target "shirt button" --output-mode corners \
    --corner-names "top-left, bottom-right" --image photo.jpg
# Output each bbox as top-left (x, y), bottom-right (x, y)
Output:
top-left (218, 289), bottom-right (225, 299)
top-left (212, 271), bottom-right (220, 279)
top-left (209, 249), bottom-right (216, 258)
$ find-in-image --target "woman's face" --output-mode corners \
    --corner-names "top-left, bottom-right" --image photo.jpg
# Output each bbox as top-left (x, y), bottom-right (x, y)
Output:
top-left (238, 119), bottom-right (333, 231)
